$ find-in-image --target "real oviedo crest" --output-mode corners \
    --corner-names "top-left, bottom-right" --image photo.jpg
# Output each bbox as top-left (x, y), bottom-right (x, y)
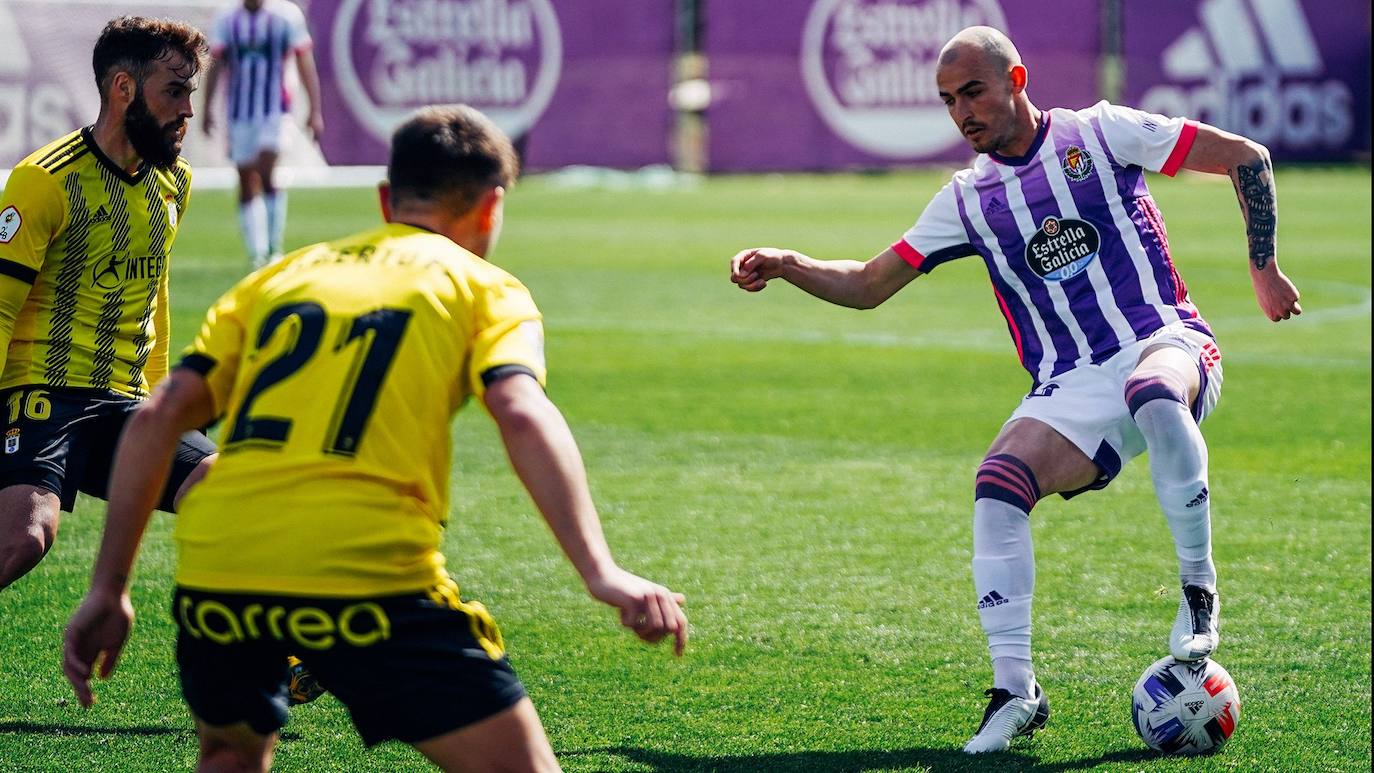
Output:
top-left (1025, 216), bottom-right (1100, 282)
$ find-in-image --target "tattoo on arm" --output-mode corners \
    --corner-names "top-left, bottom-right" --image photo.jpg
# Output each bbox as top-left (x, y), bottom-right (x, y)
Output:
top-left (1234, 159), bottom-right (1276, 271)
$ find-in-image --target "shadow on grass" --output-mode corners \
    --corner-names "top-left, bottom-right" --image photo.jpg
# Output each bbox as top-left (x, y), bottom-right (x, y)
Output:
top-left (564, 745), bottom-right (1163, 772)
top-left (0, 721), bottom-right (301, 741)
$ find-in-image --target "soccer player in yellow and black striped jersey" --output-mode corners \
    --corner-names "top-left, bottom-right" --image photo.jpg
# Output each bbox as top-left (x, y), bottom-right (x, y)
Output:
top-left (0, 18), bottom-right (215, 592)
top-left (65, 105), bottom-right (688, 772)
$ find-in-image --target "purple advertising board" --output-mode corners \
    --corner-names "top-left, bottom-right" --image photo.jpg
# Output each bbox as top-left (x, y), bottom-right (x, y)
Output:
top-left (309, 0), bottom-right (675, 170)
top-left (1122, 0), bottom-right (1371, 161)
top-left (704, 0), bottom-right (1102, 171)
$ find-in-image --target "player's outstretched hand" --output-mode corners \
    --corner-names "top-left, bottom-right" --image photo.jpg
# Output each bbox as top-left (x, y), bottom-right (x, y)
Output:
top-left (730, 248), bottom-right (791, 292)
top-left (62, 590), bottom-right (135, 708)
top-left (586, 566), bottom-right (688, 656)
top-left (1251, 265), bottom-right (1302, 321)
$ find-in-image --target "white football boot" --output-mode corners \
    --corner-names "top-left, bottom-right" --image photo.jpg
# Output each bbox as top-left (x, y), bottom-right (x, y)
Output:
top-left (963, 682), bottom-right (1050, 754)
top-left (1170, 584), bottom-right (1220, 662)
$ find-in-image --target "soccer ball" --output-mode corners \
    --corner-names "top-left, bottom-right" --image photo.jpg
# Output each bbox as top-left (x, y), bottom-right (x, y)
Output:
top-left (1131, 656), bottom-right (1240, 755)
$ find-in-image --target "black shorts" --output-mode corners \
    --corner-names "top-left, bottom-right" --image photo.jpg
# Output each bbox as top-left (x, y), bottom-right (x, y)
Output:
top-left (173, 584), bottom-right (527, 747)
top-left (0, 386), bottom-right (215, 512)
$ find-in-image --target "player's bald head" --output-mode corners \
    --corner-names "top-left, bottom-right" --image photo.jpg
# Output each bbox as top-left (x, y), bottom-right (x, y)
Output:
top-left (937, 26), bottom-right (1021, 74)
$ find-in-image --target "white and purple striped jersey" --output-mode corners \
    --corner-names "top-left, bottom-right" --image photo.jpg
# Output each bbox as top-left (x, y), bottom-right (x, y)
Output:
top-left (893, 101), bottom-right (1208, 387)
top-left (209, 0), bottom-right (312, 123)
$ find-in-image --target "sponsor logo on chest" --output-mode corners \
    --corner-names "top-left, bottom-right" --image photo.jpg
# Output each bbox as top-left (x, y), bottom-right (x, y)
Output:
top-left (91, 252), bottom-right (165, 289)
top-left (1025, 216), bottom-right (1101, 282)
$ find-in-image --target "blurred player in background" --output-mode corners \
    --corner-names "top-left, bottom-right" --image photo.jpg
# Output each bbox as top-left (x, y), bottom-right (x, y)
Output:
top-left (730, 26), bottom-right (1300, 754)
top-left (64, 104), bottom-right (688, 772)
top-left (0, 17), bottom-right (215, 593)
top-left (202, 0), bottom-right (323, 269)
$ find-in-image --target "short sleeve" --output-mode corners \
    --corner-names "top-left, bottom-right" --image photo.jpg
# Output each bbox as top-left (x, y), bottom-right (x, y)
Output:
top-left (466, 272), bottom-right (546, 399)
top-left (281, 1), bottom-right (313, 51)
top-left (0, 165), bottom-right (65, 283)
top-left (208, 11), bottom-right (232, 56)
top-left (1090, 101), bottom-right (1199, 177)
top-left (891, 181), bottom-right (977, 274)
top-left (178, 283), bottom-right (250, 416)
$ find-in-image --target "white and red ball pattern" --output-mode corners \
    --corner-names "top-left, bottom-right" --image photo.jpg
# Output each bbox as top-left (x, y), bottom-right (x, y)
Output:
top-left (1131, 656), bottom-right (1241, 755)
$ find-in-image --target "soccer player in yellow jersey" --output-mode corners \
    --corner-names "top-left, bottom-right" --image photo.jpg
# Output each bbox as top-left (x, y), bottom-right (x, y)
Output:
top-left (0, 18), bottom-right (215, 591)
top-left (64, 104), bottom-right (688, 772)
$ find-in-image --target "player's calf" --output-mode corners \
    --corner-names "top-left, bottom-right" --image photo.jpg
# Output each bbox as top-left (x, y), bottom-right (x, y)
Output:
top-left (972, 454), bottom-right (1040, 702)
top-left (1125, 370), bottom-right (1220, 659)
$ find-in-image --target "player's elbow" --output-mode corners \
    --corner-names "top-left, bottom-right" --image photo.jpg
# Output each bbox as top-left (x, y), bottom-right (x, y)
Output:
top-left (1240, 139), bottom-right (1271, 168)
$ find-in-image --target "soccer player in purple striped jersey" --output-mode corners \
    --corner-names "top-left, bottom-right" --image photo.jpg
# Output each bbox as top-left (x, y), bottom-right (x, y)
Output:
top-left (729, 26), bottom-right (1301, 754)
top-left (202, 0), bottom-right (323, 269)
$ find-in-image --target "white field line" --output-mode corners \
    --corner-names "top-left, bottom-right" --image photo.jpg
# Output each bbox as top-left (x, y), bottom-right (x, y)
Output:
top-left (549, 281), bottom-right (1372, 370)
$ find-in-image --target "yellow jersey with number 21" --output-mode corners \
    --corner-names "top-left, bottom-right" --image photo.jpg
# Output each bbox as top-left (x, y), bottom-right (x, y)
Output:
top-left (175, 223), bottom-right (547, 596)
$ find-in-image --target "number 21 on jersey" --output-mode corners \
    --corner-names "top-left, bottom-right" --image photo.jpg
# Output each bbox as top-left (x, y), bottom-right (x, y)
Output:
top-left (225, 301), bottom-right (412, 456)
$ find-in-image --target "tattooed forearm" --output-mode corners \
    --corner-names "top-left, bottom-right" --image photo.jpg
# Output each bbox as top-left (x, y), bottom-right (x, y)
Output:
top-left (1233, 159), bottom-right (1276, 271)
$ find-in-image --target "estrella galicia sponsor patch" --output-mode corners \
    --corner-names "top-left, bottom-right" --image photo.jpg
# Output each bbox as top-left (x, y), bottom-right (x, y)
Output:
top-left (1061, 145), bottom-right (1095, 181)
top-left (0, 206), bottom-right (21, 243)
top-left (1025, 216), bottom-right (1101, 282)
top-left (5, 428), bottom-right (19, 454)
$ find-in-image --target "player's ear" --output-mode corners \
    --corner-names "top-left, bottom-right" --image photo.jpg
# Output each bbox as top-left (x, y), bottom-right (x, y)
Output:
top-left (110, 71), bottom-right (136, 107)
top-left (1010, 64), bottom-right (1028, 93)
top-left (475, 186), bottom-right (505, 235)
top-left (378, 181), bottom-right (393, 223)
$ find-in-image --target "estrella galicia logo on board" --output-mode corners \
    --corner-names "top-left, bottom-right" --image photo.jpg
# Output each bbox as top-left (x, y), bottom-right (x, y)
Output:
top-left (1061, 145), bottom-right (1094, 181)
top-left (1025, 216), bottom-right (1101, 282)
top-left (331, 0), bottom-right (563, 147)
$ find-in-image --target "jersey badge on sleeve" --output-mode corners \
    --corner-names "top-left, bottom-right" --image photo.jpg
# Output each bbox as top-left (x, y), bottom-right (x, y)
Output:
top-left (0, 206), bottom-right (22, 243)
top-left (1061, 145), bottom-right (1095, 182)
top-left (165, 196), bottom-right (178, 228)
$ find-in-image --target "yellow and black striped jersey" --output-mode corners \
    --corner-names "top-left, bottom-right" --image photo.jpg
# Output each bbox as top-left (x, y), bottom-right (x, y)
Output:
top-left (175, 223), bottom-right (547, 596)
top-left (0, 127), bottom-right (189, 398)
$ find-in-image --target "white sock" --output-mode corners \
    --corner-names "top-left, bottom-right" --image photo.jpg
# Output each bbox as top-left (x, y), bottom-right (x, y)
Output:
top-left (265, 190), bottom-right (287, 257)
top-left (993, 657), bottom-right (1035, 700)
top-left (239, 197), bottom-right (268, 264)
top-left (1133, 396), bottom-right (1217, 591)
top-left (973, 496), bottom-right (1036, 698)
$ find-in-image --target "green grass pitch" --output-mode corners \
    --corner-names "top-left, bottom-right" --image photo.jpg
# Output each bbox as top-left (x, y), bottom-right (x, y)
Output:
top-left (0, 166), bottom-right (1369, 772)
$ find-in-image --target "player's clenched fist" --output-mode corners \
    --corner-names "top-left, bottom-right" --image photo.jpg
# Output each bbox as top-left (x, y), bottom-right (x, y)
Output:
top-left (730, 247), bottom-right (792, 292)
top-left (586, 566), bottom-right (688, 656)
top-left (1250, 266), bottom-right (1303, 322)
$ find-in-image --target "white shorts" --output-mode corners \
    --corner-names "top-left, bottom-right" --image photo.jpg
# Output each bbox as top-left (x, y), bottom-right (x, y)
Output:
top-left (1004, 321), bottom-right (1224, 498)
top-left (227, 114), bottom-right (285, 166)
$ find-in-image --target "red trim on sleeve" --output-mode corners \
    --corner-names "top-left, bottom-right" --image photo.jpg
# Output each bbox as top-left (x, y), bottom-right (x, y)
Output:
top-left (890, 240), bottom-right (926, 271)
top-left (1160, 120), bottom-right (1199, 177)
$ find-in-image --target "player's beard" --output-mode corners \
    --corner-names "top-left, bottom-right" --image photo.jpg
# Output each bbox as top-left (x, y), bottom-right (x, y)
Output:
top-left (125, 88), bottom-right (185, 170)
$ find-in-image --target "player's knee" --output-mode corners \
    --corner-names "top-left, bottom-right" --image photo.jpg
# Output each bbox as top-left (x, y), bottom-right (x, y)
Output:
top-left (974, 453), bottom-right (1041, 513)
top-left (1124, 372), bottom-right (1187, 417)
top-left (173, 454), bottom-right (217, 511)
top-left (0, 529), bottom-right (52, 589)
